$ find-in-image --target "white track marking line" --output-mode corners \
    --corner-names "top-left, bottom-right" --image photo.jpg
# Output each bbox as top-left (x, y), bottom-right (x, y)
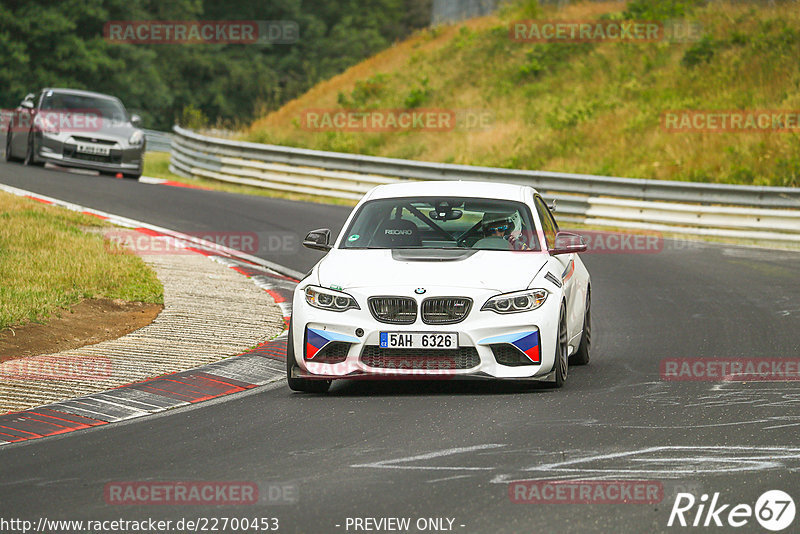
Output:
top-left (425, 474), bottom-right (474, 484)
top-left (525, 445), bottom-right (800, 472)
top-left (138, 176), bottom-right (167, 184)
top-left (351, 444), bottom-right (506, 471)
top-left (491, 446), bottom-right (800, 483)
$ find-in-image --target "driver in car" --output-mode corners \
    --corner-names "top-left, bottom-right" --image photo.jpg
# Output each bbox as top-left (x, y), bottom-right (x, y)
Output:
top-left (482, 213), bottom-right (530, 250)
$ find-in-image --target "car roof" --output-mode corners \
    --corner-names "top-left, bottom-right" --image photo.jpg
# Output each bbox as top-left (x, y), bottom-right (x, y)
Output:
top-left (40, 88), bottom-right (121, 101)
top-left (364, 180), bottom-right (537, 202)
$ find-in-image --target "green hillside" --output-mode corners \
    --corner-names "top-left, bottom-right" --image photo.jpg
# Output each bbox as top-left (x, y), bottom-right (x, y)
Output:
top-left (246, 0), bottom-right (800, 187)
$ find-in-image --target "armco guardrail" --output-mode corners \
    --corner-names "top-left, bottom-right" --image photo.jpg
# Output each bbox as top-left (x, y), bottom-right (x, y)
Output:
top-left (170, 125), bottom-right (800, 243)
top-left (0, 110), bottom-right (11, 137)
top-left (144, 129), bottom-right (173, 153)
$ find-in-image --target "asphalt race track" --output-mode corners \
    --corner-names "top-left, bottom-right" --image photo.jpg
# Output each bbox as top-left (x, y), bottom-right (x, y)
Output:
top-left (1, 161), bottom-right (799, 533)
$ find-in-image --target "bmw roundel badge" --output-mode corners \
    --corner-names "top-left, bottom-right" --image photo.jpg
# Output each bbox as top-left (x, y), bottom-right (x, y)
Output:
top-left (415, 288), bottom-right (426, 294)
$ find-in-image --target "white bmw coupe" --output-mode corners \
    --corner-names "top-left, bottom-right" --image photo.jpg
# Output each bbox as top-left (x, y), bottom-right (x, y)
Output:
top-left (287, 181), bottom-right (591, 392)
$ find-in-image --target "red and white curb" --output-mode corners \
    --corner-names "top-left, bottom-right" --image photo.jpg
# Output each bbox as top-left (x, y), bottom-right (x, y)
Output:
top-left (139, 175), bottom-right (213, 190)
top-left (0, 184), bottom-right (301, 447)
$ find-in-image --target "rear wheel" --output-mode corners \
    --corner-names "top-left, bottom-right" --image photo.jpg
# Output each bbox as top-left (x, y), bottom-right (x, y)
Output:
top-left (550, 303), bottom-right (569, 388)
top-left (5, 131), bottom-right (21, 162)
top-left (123, 172), bottom-right (141, 180)
top-left (570, 289), bottom-right (591, 365)
top-left (286, 318), bottom-right (331, 393)
top-left (5, 128), bottom-right (22, 162)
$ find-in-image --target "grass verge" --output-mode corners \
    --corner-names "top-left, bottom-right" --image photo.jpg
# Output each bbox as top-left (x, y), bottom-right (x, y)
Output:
top-left (0, 192), bottom-right (163, 330)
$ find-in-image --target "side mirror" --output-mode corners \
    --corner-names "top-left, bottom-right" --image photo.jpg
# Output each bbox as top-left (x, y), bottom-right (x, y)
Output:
top-left (130, 114), bottom-right (142, 127)
top-left (549, 231), bottom-right (587, 255)
top-left (547, 199), bottom-right (557, 212)
top-left (20, 93), bottom-right (35, 109)
top-left (303, 228), bottom-right (332, 251)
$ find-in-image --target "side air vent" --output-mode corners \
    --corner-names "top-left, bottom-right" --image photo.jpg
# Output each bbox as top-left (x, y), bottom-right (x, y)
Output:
top-left (545, 272), bottom-right (562, 288)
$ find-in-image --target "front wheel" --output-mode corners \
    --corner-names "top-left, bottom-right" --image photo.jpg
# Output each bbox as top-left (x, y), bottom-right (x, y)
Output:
top-left (549, 303), bottom-right (569, 388)
top-left (286, 319), bottom-right (331, 393)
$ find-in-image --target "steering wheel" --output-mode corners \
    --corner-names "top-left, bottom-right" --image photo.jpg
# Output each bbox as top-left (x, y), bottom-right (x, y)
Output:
top-left (455, 222), bottom-right (482, 247)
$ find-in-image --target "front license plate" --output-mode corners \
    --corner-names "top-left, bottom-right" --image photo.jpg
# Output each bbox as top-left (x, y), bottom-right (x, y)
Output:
top-left (379, 332), bottom-right (458, 349)
top-left (76, 143), bottom-right (110, 156)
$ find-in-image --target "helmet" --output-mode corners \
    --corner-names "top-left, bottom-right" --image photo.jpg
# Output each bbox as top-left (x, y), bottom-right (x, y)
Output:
top-left (481, 212), bottom-right (515, 237)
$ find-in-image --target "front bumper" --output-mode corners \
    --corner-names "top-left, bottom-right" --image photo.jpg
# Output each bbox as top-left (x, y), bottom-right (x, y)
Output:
top-left (290, 286), bottom-right (561, 381)
top-left (37, 133), bottom-right (144, 174)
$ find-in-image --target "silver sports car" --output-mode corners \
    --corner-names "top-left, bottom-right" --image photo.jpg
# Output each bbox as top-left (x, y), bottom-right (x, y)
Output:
top-left (4, 88), bottom-right (145, 179)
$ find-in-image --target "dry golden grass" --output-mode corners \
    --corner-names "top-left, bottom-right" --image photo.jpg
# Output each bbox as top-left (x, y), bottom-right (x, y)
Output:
top-left (247, 16), bottom-right (501, 138)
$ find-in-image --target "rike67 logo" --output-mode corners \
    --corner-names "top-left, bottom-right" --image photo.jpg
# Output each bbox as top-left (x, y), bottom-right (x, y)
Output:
top-left (668, 490), bottom-right (795, 531)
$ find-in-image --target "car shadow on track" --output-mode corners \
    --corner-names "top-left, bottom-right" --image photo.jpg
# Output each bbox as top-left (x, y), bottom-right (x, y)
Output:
top-left (291, 368), bottom-right (592, 397)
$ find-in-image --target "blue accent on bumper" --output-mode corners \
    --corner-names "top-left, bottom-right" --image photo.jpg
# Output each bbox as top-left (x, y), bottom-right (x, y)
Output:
top-left (307, 327), bottom-right (360, 344)
top-left (478, 330), bottom-right (539, 345)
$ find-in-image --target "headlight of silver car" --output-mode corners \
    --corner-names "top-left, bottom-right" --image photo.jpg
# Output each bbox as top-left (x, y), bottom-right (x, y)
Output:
top-left (128, 130), bottom-right (144, 146)
top-left (304, 285), bottom-right (360, 312)
top-left (481, 289), bottom-right (548, 314)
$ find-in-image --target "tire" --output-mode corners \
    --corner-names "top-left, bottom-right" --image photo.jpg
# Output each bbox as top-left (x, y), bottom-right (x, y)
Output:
top-left (570, 289), bottom-right (591, 366)
top-left (123, 172), bottom-right (142, 180)
top-left (23, 134), bottom-right (44, 167)
top-left (5, 131), bottom-right (21, 162)
top-left (286, 318), bottom-right (331, 393)
top-left (550, 303), bottom-right (569, 388)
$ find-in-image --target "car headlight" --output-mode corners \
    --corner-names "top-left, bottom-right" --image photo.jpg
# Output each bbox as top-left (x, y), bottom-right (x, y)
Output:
top-left (481, 289), bottom-right (548, 314)
top-left (304, 285), bottom-right (360, 312)
top-left (129, 130), bottom-right (144, 146)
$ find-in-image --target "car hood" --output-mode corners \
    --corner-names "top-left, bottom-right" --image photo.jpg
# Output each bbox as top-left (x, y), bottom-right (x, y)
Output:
top-left (316, 248), bottom-right (550, 293)
top-left (53, 117), bottom-right (139, 139)
top-left (93, 119), bottom-right (139, 139)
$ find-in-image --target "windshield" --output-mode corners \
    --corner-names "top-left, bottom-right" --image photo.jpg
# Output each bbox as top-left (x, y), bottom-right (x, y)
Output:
top-left (340, 196), bottom-right (541, 251)
top-left (40, 92), bottom-right (129, 122)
